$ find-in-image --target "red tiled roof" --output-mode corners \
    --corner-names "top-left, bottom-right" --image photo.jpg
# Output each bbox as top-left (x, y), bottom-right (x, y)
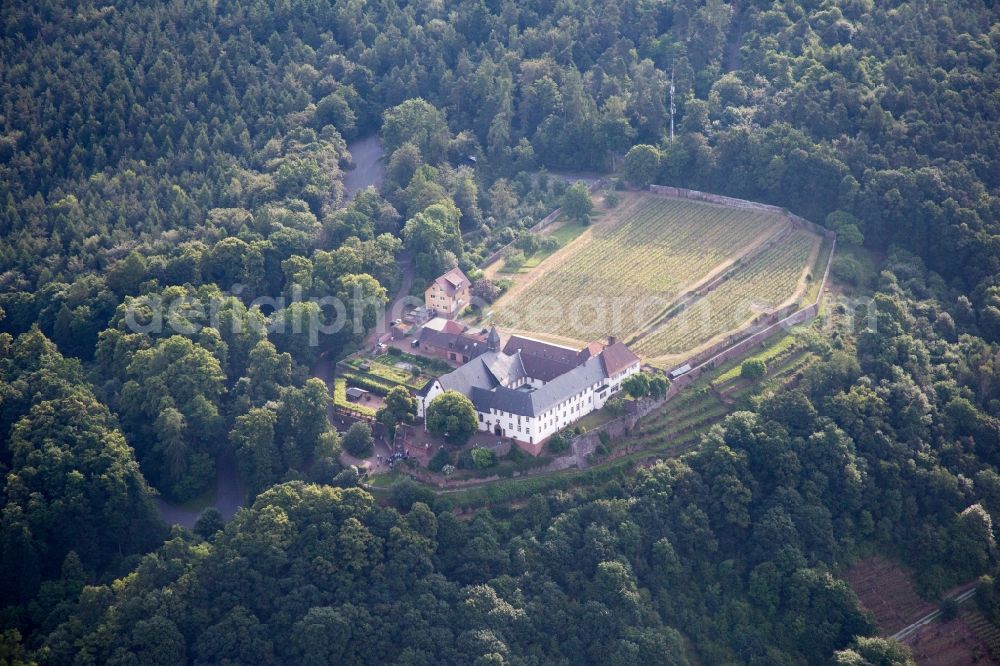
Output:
top-left (439, 319), bottom-right (466, 335)
top-left (433, 267), bottom-right (470, 294)
top-left (600, 342), bottom-right (641, 376)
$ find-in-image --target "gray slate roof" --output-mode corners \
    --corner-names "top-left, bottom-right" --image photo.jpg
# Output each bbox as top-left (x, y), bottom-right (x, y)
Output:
top-left (418, 326), bottom-right (485, 357)
top-left (434, 351), bottom-right (504, 396)
top-left (482, 351), bottom-right (526, 386)
top-left (427, 340), bottom-right (638, 417)
top-left (446, 353), bottom-right (608, 417)
top-left (519, 355), bottom-right (608, 415)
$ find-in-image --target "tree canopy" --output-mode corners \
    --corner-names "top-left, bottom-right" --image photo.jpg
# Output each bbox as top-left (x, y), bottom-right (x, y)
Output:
top-left (426, 391), bottom-right (479, 444)
top-left (0, 0), bottom-right (999, 661)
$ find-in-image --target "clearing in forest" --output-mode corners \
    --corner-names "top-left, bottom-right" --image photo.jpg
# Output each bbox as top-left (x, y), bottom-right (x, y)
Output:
top-left (843, 556), bottom-right (996, 664)
top-left (487, 191), bottom-right (820, 359)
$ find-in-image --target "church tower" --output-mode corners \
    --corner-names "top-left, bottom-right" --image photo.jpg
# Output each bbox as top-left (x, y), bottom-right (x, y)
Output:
top-left (486, 326), bottom-right (501, 352)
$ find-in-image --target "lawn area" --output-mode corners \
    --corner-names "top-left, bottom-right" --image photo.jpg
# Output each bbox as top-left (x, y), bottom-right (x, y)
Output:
top-left (490, 192), bottom-right (789, 345)
top-left (575, 405), bottom-right (620, 430)
top-left (499, 218), bottom-right (590, 275)
top-left (801, 234), bottom-right (835, 304)
top-left (375, 351), bottom-right (451, 374)
top-left (713, 332), bottom-right (800, 384)
top-left (366, 470), bottom-right (403, 488)
top-left (548, 218), bottom-right (592, 245)
top-left (333, 377), bottom-right (377, 417)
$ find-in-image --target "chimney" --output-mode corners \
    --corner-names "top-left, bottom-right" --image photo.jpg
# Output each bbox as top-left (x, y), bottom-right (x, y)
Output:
top-left (608, 336), bottom-right (618, 346)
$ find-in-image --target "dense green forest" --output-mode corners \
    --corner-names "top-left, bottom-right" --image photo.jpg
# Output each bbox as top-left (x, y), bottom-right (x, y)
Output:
top-left (0, 0), bottom-right (998, 662)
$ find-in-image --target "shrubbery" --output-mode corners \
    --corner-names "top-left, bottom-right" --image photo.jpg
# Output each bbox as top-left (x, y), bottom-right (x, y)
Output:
top-left (428, 447), bottom-right (451, 472)
top-left (741, 359), bottom-right (767, 380)
top-left (471, 447), bottom-right (497, 468)
top-left (548, 431), bottom-right (571, 454)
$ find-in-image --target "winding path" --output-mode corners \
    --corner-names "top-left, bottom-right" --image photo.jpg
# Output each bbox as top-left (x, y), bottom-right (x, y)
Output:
top-left (891, 587), bottom-right (978, 643)
top-left (153, 450), bottom-right (245, 528)
top-left (155, 137), bottom-right (391, 527)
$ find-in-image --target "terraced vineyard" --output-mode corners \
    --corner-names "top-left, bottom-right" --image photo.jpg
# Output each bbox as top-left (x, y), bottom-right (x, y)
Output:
top-left (627, 388), bottom-right (730, 453)
top-left (633, 228), bottom-right (819, 360)
top-left (964, 609), bottom-right (1000, 659)
top-left (489, 194), bottom-right (788, 343)
top-left (622, 331), bottom-right (817, 453)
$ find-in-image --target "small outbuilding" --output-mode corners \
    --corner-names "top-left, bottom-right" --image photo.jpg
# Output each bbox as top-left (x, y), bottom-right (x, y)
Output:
top-left (668, 364), bottom-right (692, 380)
top-left (345, 387), bottom-right (369, 401)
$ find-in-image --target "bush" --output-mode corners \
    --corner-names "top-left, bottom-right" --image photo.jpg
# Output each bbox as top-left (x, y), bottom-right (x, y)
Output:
top-left (331, 466), bottom-right (360, 488)
top-left (832, 254), bottom-right (863, 286)
top-left (390, 477), bottom-right (434, 511)
top-left (604, 192), bottom-right (620, 208)
top-left (548, 432), bottom-right (570, 454)
top-left (428, 447), bottom-right (451, 472)
top-left (605, 398), bottom-right (625, 416)
top-left (539, 237), bottom-right (560, 253)
top-left (741, 359), bottom-right (767, 380)
top-left (504, 446), bottom-right (525, 462)
top-left (193, 508), bottom-right (225, 539)
top-left (471, 447), bottom-right (497, 468)
top-left (457, 449), bottom-right (476, 469)
top-left (426, 358), bottom-right (453, 374)
top-left (562, 182), bottom-right (594, 224)
top-left (515, 232), bottom-right (540, 254)
top-left (504, 248), bottom-right (526, 269)
top-left (598, 430), bottom-right (611, 446)
top-left (341, 372), bottom-right (394, 396)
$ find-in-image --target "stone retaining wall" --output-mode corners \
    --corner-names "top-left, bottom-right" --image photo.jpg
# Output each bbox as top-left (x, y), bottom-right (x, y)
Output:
top-left (648, 185), bottom-right (786, 213)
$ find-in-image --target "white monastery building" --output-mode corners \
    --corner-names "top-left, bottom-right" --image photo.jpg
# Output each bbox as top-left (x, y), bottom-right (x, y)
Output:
top-left (418, 328), bottom-right (641, 455)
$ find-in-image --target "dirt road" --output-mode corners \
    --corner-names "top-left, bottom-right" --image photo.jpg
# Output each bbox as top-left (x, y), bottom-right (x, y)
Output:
top-left (153, 450), bottom-right (245, 528)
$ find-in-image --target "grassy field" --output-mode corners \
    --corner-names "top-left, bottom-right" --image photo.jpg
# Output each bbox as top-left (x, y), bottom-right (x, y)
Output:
top-left (332, 377), bottom-right (377, 417)
top-left (499, 218), bottom-right (591, 274)
top-left (488, 193), bottom-right (790, 345)
top-left (633, 228), bottom-right (819, 361)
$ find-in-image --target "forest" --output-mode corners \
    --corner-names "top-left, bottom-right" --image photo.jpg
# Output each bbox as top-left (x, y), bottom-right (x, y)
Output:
top-left (0, 0), bottom-right (998, 663)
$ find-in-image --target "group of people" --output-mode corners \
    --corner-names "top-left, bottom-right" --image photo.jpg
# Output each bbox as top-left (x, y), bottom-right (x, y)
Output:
top-left (375, 451), bottom-right (411, 469)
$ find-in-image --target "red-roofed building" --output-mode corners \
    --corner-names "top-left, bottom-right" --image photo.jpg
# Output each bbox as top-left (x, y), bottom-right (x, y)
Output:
top-left (424, 267), bottom-right (471, 318)
top-left (599, 337), bottom-right (642, 383)
top-left (417, 317), bottom-right (489, 363)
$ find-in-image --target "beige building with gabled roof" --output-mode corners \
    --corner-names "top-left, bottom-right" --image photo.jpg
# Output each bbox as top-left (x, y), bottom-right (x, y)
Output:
top-left (425, 267), bottom-right (471, 318)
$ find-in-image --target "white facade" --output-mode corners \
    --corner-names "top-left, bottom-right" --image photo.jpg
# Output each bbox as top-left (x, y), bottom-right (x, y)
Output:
top-left (418, 350), bottom-right (640, 446)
